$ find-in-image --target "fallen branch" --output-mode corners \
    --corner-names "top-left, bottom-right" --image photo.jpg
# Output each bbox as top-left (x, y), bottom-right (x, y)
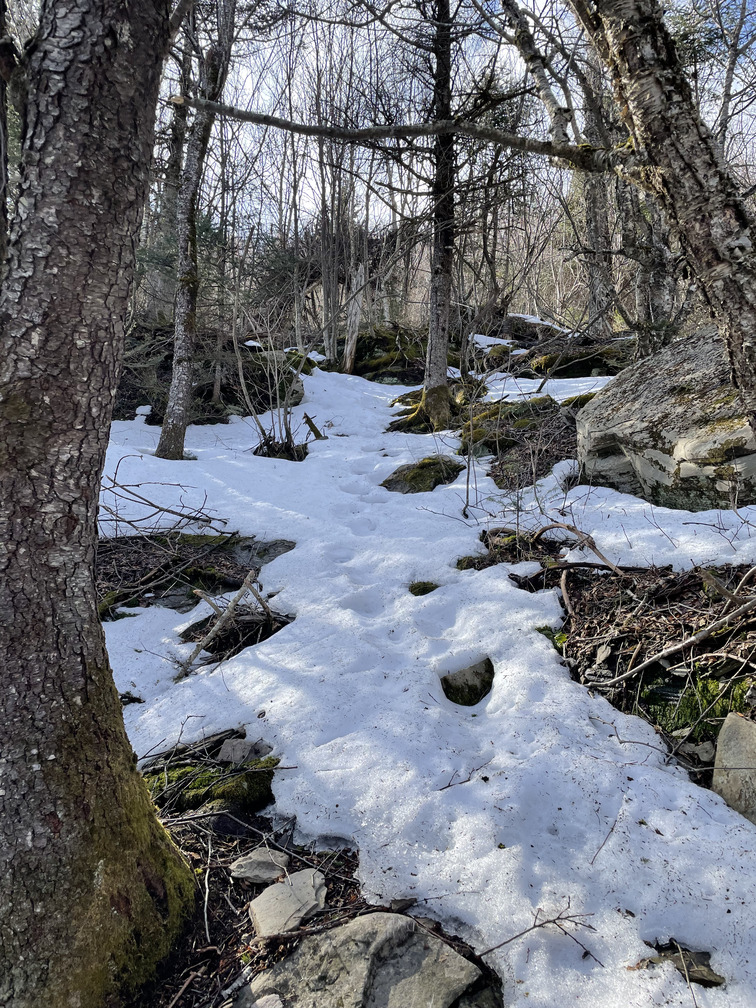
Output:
top-left (531, 522), bottom-right (625, 576)
top-left (175, 572), bottom-right (258, 679)
top-left (478, 901), bottom-right (602, 966)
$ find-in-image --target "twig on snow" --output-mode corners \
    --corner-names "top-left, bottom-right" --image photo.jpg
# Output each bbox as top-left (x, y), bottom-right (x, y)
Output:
top-left (531, 521), bottom-right (625, 576)
top-left (478, 901), bottom-right (603, 966)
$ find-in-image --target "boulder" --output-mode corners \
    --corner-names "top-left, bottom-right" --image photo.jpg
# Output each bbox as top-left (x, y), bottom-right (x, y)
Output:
top-left (577, 326), bottom-right (756, 510)
top-left (248, 869), bottom-right (326, 936)
top-left (712, 714), bottom-right (756, 825)
top-left (237, 912), bottom-right (502, 1008)
top-left (381, 455), bottom-right (464, 494)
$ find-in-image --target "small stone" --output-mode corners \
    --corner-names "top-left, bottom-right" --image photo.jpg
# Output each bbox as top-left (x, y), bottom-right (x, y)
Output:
top-left (244, 996), bottom-right (284, 1008)
top-left (713, 714), bottom-right (756, 824)
top-left (681, 740), bottom-right (716, 763)
top-left (218, 738), bottom-right (274, 763)
top-left (230, 847), bottom-right (290, 883)
top-left (248, 869), bottom-right (326, 935)
top-left (441, 658), bottom-right (495, 706)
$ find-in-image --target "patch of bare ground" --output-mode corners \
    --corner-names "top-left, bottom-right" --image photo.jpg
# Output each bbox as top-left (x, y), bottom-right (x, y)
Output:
top-left (475, 526), bottom-right (756, 784)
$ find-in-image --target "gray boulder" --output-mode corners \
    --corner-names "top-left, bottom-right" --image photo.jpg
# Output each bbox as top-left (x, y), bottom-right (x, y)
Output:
top-left (712, 713), bottom-right (756, 825)
top-left (237, 912), bottom-right (502, 1008)
top-left (576, 326), bottom-right (756, 510)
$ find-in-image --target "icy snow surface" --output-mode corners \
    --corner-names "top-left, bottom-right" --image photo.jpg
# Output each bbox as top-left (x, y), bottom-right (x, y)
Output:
top-left (103, 370), bottom-right (756, 1008)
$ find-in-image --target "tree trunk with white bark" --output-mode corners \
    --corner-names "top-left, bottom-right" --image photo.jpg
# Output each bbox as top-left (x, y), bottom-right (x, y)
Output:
top-left (572, 0), bottom-right (756, 421)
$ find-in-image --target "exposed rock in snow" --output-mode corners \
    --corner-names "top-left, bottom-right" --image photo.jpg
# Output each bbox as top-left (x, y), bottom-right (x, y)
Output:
top-left (577, 326), bottom-right (756, 510)
top-left (380, 455), bottom-right (464, 493)
top-left (230, 847), bottom-right (290, 883)
top-left (440, 657), bottom-right (495, 706)
top-left (238, 912), bottom-right (502, 1008)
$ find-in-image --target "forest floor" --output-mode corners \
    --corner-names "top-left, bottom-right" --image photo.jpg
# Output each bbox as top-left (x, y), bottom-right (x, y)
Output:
top-left (102, 364), bottom-right (756, 1008)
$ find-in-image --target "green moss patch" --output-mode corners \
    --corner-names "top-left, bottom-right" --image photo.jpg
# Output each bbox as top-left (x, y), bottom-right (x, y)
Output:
top-left (144, 757), bottom-right (278, 814)
top-left (641, 675), bottom-right (749, 744)
top-left (409, 581), bottom-right (440, 596)
top-left (561, 392), bottom-right (597, 410)
top-left (458, 396), bottom-right (560, 457)
top-left (350, 324), bottom-right (427, 383)
top-left (381, 455), bottom-right (464, 494)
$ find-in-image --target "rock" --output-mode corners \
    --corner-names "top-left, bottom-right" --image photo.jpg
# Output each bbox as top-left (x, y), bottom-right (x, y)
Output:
top-left (712, 714), bottom-right (756, 824)
top-left (678, 740), bottom-right (716, 763)
top-left (441, 658), bottom-right (495, 706)
top-left (230, 847), bottom-right (290, 883)
top-left (381, 455), bottom-right (464, 494)
top-left (142, 757), bottom-right (277, 814)
top-left (218, 737), bottom-right (274, 764)
top-left (197, 800), bottom-right (253, 837)
top-left (248, 869), bottom-right (326, 936)
top-left (237, 912), bottom-right (502, 1008)
top-left (577, 326), bottom-right (756, 510)
top-left (245, 997), bottom-right (284, 1008)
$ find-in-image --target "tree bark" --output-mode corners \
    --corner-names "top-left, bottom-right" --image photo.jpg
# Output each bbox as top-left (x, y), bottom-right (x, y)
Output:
top-left (156, 3), bottom-right (235, 460)
top-left (0, 2), bottom-right (194, 1005)
top-left (571, 0), bottom-right (756, 422)
top-left (0, 0), bottom-right (8, 272)
top-left (424, 0), bottom-right (455, 432)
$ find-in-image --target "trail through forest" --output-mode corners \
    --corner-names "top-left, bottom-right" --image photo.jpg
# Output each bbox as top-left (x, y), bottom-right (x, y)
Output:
top-left (104, 367), bottom-right (756, 1007)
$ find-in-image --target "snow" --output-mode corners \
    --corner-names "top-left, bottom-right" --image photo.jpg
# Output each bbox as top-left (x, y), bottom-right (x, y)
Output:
top-left (103, 369), bottom-right (756, 1007)
top-left (483, 373), bottom-right (615, 403)
top-left (472, 333), bottom-right (516, 349)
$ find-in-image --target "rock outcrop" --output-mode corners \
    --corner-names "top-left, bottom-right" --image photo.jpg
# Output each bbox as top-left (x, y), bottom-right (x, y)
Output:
top-left (577, 326), bottom-right (756, 510)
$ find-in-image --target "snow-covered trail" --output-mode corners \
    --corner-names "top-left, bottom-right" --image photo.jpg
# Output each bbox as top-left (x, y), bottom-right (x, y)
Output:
top-left (104, 370), bottom-right (756, 1007)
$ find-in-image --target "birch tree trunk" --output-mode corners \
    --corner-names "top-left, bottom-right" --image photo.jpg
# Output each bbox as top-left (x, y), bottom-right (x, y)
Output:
top-left (0, 1), bottom-right (194, 1005)
top-left (156, 1), bottom-right (235, 460)
top-left (423, 0), bottom-right (455, 431)
top-left (571, 0), bottom-right (756, 422)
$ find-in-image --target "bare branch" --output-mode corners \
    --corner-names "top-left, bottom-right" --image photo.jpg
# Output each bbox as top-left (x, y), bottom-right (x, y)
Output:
top-left (167, 95), bottom-right (638, 173)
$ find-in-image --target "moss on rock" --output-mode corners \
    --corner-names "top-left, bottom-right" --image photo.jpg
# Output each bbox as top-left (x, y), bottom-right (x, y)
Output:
top-left (144, 757), bottom-right (278, 814)
top-left (380, 455), bottom-right (464, 494)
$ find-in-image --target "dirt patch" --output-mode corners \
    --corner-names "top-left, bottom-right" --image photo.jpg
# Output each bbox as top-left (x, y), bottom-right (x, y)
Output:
top-left (179, 604), bottom-right (294, 664)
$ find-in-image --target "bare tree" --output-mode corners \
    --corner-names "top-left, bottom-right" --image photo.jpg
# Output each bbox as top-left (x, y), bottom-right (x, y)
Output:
top-left (157, 0), bottom-right (237, 459)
